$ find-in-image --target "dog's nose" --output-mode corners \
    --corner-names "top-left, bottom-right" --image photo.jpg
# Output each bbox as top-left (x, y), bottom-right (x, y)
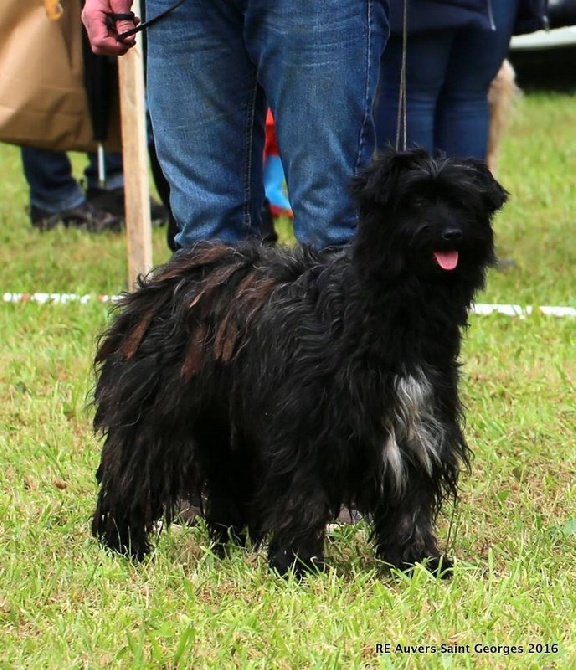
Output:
top-left (442, 229), bottom-right (462, 241)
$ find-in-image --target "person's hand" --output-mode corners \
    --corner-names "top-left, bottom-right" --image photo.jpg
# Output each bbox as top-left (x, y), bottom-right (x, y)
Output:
top-left (82, 0), bottom-right (139, 56)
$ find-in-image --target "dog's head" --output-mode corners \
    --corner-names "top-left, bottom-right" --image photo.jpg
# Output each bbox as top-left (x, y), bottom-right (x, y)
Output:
top-left (350, 148), bottom-right (508, 281)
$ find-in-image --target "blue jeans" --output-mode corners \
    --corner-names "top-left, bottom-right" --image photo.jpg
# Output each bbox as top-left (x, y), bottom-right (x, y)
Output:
top-left (376, 1), bottom-right (518, 157)
top-left (21, 147), bottom-right (124, 212)
top-left (146, 0), bottom-right (389, 249)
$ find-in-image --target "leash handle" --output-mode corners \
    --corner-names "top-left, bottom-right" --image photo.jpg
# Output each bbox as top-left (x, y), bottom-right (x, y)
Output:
top-left (107, 0), bottom-right (187, 42)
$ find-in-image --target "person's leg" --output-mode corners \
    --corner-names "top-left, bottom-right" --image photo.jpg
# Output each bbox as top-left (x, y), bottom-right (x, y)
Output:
top-left (85, 149), bottom-right (168, 223)
top-left (375, 30), bottom-right (455, 153)
top-left (146, 0), bottom-right (267, 247)
top-left (248, 0), bottom-right (389, 249)
top-left (435, 0), bottom-right (520, 158)
top-left (21, 147), bottom-right (84, 212)
top-left (21, 147), bottom-right (122, 231)
top-left (85, 151), bottom-right (125, 191)
top-left (148, 138), bottom-right (179, 249)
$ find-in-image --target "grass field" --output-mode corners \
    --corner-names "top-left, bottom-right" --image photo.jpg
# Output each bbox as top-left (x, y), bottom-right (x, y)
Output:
top-left (0, 90), bottom-right (574, 669)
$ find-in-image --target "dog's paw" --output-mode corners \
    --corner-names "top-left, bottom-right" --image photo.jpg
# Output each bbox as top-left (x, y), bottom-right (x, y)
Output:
top-left (91, 510), bottom-right (152, 561)
top-left (419, 554), bottom-right (454, 579)
top-left (208, 524), bottom-right (248, 557)
top-left (93, 526), bottom-right (151, 561)
top-left (379, 544), bottom-right (454, 579)
top-left (269, 550), bottom-right (326, 580)
top-left (391, 554), bottom-right (453, 580)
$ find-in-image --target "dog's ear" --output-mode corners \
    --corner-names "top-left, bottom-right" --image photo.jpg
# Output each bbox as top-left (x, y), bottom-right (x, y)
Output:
top-left (462, 158), bottom-right (509, 214)
top-left (350, 151), bottom-right (396, 208)
top-left (350, 147), bottom-right (432, 208)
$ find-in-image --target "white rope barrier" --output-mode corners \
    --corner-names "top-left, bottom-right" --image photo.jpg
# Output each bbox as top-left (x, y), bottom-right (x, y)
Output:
top-left (3, 292), bottom-right (116, 305)
top-left (472, 304), bottom-right (576, 318)
top-left (2, 292), bottom-right (576, 317)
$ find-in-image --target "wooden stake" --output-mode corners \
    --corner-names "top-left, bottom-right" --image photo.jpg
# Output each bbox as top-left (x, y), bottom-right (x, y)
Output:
top-left (117, 0), bottom-right (153, 290)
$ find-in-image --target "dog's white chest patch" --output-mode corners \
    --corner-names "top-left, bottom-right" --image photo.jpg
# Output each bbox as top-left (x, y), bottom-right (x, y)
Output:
top-left (381, 370), bottom-right (444, 492)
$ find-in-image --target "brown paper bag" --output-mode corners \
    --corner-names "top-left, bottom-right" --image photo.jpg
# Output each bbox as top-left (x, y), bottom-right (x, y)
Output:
top-left (0, 1), bottom-right (121, 152)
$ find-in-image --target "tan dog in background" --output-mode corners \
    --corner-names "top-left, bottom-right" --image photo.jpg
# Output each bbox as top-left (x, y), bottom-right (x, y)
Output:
top-left (487, 59), bottom-right (522, 176)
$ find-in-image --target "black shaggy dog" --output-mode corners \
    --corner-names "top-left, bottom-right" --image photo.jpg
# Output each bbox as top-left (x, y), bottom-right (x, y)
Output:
top-left (91, 148), bottom-right (507, 577)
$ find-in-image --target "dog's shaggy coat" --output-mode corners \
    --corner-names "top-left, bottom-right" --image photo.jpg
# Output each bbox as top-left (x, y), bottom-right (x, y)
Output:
top-left (91, 149), bottom-right (507, 576)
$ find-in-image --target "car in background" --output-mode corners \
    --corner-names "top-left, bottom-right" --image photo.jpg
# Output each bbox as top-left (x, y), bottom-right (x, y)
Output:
top-left (509, 0), bottom-right (576, 86)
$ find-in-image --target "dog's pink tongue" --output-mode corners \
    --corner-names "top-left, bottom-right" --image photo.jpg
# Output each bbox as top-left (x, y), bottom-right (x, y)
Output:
top-left (434, 251), bottom-right (459, 270)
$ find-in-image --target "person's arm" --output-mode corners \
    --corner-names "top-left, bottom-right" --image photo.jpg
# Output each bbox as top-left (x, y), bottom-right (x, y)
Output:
top-left (82, 0), bottom-right (138, 55)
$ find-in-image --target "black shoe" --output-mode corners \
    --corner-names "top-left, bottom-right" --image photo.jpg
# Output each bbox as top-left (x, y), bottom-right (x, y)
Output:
top-left (29, 202), bottom-right (123, 232)
top-left (336, 506), bottom-right (362, 525)
top-left (87, 186), bottom-right (168, 225)
top-left (172, 498), bottom-right (203, 526)
top-left (327, 506), bottom-right (362, 532)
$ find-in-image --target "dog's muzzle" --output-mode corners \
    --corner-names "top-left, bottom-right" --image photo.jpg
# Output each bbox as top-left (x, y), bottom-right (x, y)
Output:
top-left (434, 228), bottom-right (462, 270)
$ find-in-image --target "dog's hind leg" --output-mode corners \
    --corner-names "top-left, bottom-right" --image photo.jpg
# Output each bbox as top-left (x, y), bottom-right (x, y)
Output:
top-left (91, 432), bottom-right (159, 560)
top-left (195, 423), bottom-right (252, 555)
top-left (92, 428), bottom-right (191, 560)
top-left (261, 477), bottom-right (330, 578)
top-left (371, 473), bottom-right (453, 578)
top-left (204, 468), bottom-right (251, 556)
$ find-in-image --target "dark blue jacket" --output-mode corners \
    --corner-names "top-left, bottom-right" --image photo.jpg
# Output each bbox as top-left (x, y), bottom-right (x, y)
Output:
top-left (390, 0), bottom-right (548, 36)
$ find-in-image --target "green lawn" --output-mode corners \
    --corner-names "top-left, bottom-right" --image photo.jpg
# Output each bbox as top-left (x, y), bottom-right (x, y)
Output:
top-left (0, 90), bottom-right (574, 669)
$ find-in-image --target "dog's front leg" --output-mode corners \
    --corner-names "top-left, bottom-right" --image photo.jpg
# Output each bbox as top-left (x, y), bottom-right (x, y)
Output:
top-left (267, 526), bottom-right (327, 579)
top-left (371, 472), bottom-right (453, 578)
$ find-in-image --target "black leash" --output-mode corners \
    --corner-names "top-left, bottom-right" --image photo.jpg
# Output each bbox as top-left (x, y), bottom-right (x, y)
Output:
top-left (395, 0), bottom-right (408, 152)
top-left (106, 0), bottom-right (186, 42)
